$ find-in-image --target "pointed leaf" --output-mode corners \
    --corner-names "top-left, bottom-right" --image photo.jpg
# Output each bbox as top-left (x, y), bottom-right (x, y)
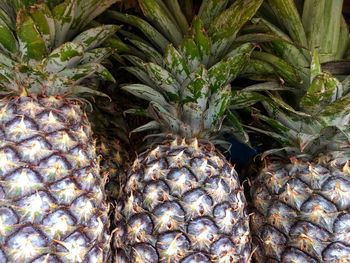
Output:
top-left (57, 63), bottom-right (115, 83)
top-left (80, 48), bottom-right (113, 64)
top-left (122, 84), bottom-right (169, 108)
top-left (138, 0), bottom-right (183, 45)
top-left (198, 0), bottom-right (229, 29)
top-left (0, 17), bottom-right (17, 55)
top-left (148, 101), bottom-right (182, 133)
top-left (145, 62), bottom-right (179, 97)
top-left (204, 84), bottom-right (231, 129)
top-left (17, 9), bottom-right (47, 60)
top-left (130, 120), bottom-right (160, 134)
top-left (128, 39), bottom-right (163, 65)
top-left (164, 0), bottom-right (189, 34)
top-left (319, 93), bottom-right (350, 128)
top-left (300, 73), bottom-right (343, 115)
top-left (44, 42), bottom-right (84, 73)
top-left (209, 0), bottom-right (263, 43)
top-left (182, 102), bottom-right (203, 136)
top-left (180, 38), bottom-right (201, 71)
top-left (182, 65), bottom-right (209, 109)
top-left (192, 18), bottom-right (211, 65)
top-left (123, 66), bottom-right (155, 87)
top-left (267, 0), bottom-right (308, 47)
top-left (73, 25), bottom-right (120, 51)
top-left (226, 110), bottom-right (249, 144)
top-left (231, 91), bottom-right (266, 109)
top-left (106, 10), bottom-right (169, 52)
top-left (208, 43), bottom-right (253, 92)
top-left (310, 49), bottom-right (321, 83)
top-left (164, 44), bottom-right (190, 83)
top-left (252, 51), bottom-right (302, 87)
top-left (28, 3), bottom-right (55, 51)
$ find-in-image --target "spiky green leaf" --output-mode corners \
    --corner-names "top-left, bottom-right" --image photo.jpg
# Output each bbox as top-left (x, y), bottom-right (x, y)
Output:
top-left (16, 9), bottom-right (47, 60)
top-left (122, 84), bottom-right (169, 108)
top-left (44, 42), bottom-right (84, 73)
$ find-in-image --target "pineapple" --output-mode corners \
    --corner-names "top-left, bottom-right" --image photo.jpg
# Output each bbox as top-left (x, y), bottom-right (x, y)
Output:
top-left (236, 1), bottom-right (350, 261)
top-left (107, 0), bottom-right (263, 262)
top-left (0, 1), bottom-right (118, 262)
top-left (249, 51), bottom-right (350, 263)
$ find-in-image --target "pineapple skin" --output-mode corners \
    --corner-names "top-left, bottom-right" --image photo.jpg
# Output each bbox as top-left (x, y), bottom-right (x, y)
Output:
top-left (251, 157), bottom-right (350, 262)
top-left (114, 139), bottom-right (251, 262)
top-left (0, 96), bottom-right (110, 262)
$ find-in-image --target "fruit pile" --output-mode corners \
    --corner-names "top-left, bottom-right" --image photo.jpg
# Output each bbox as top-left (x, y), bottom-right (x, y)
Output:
top-left (0, 0), bottom-right (349, 262)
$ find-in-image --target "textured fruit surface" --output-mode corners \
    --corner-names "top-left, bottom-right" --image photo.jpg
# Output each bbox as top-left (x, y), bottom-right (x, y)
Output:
top-left (251, 157), bottom-right (350, 262)
top-left (0, 96), bottom-right (110, 262)
top-left (114, 139), bottom-right (251, 262)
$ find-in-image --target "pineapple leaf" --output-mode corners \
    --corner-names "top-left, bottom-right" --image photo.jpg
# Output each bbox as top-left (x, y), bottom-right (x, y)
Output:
top-left (57, 63), bottom-right (115, 83)
top-left (209, 0), bottom-right (263, 48)
top-left (123, 66), bottom-right (155, 87)
top-left (0, 17), bottom-right (17, 55)
top-left (130, 120), bottom-right (160, 134)
top-left (70, 85), bottom-right (110, 99)
top-left (106, 10), bottom-right (169, 52)
top-left (16, 9), bottom-right (47, 61)
top-left (148, 101), bottom-right (182, 133)
top-left (208, 43), bottom-right (254, 92)
top-left (310, 49), bottom-right (321, 83)
top-left (0, 7), bottom-right (14, 30)
top-left (180, 38), bottom-right (201, 71)
top-left (249, 17), bottom-right (309, 68)
top-left (44, 42), bottom-right (84, 73)
top-left (128, 39), bottom-right (163, 65)
top-left (182, 102), bottom-right (204, 136)
top-left (52, 0), bottom-right (77, 46)
top-left (336, 17), bottom-right (350, 59)
top-left (267, 0), bottom-right (308, 47)
top-left (164, 44), bottom-right (190, 83)
top-left (252, 51), bottom-right (302, 86)
top-left (192, 18), bottom-right (211, 65)
top-left (300, 73), bottom-right (343, 115)
top-left (266, 91), bottom-right (311, 117)
top-left (319, 93), bottom-right (350, 128)
top-left (53, 0), bottom-right (117, 45)
top-left (182, 65), bottom-right (209, 110)
top-left (203, 84), bottom-right (231, 130)
top-left (138, 0), bottom-right (183, 46)
top-left (226, 110), bottom-right (250, 143)
top-left (122, 84), bottom-right (169, 108)
top-left (164, 0), bottom-right (189, 34)
top-left (28, 3), bottom-right (55, 51)
top-left (241, 81), bottom-right (296, 92)
top-left (73, 25), bottom-right (120, 51)
top-left (79, 47), bottom-right (113, 64)
top-left (231, 91), bottom-right (266, 109)
top-left (145, 62), bottom-right (179, 98)
top-left (198, 0), bottom-right (229, 29)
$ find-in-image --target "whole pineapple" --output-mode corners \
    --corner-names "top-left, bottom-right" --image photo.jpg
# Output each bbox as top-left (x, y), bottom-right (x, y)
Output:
top-left (108, 0), bottom-right (263, 262)
top-left (250, 52), bottom-right (350, 262)
top-left (0, 1), bottom-right (118, 262)
top-left (232, 1), bottom-right (350, 261)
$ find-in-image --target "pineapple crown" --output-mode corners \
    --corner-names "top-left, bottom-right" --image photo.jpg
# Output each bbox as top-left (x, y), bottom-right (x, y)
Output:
top-left (239, 0), bottom-right (349, 90)
top-left (107, 0), bottom-right (263, 141)
top-left (0, 0), bottom-right (118, 97)
top-left (243, 50), bottom-right (350, 161)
